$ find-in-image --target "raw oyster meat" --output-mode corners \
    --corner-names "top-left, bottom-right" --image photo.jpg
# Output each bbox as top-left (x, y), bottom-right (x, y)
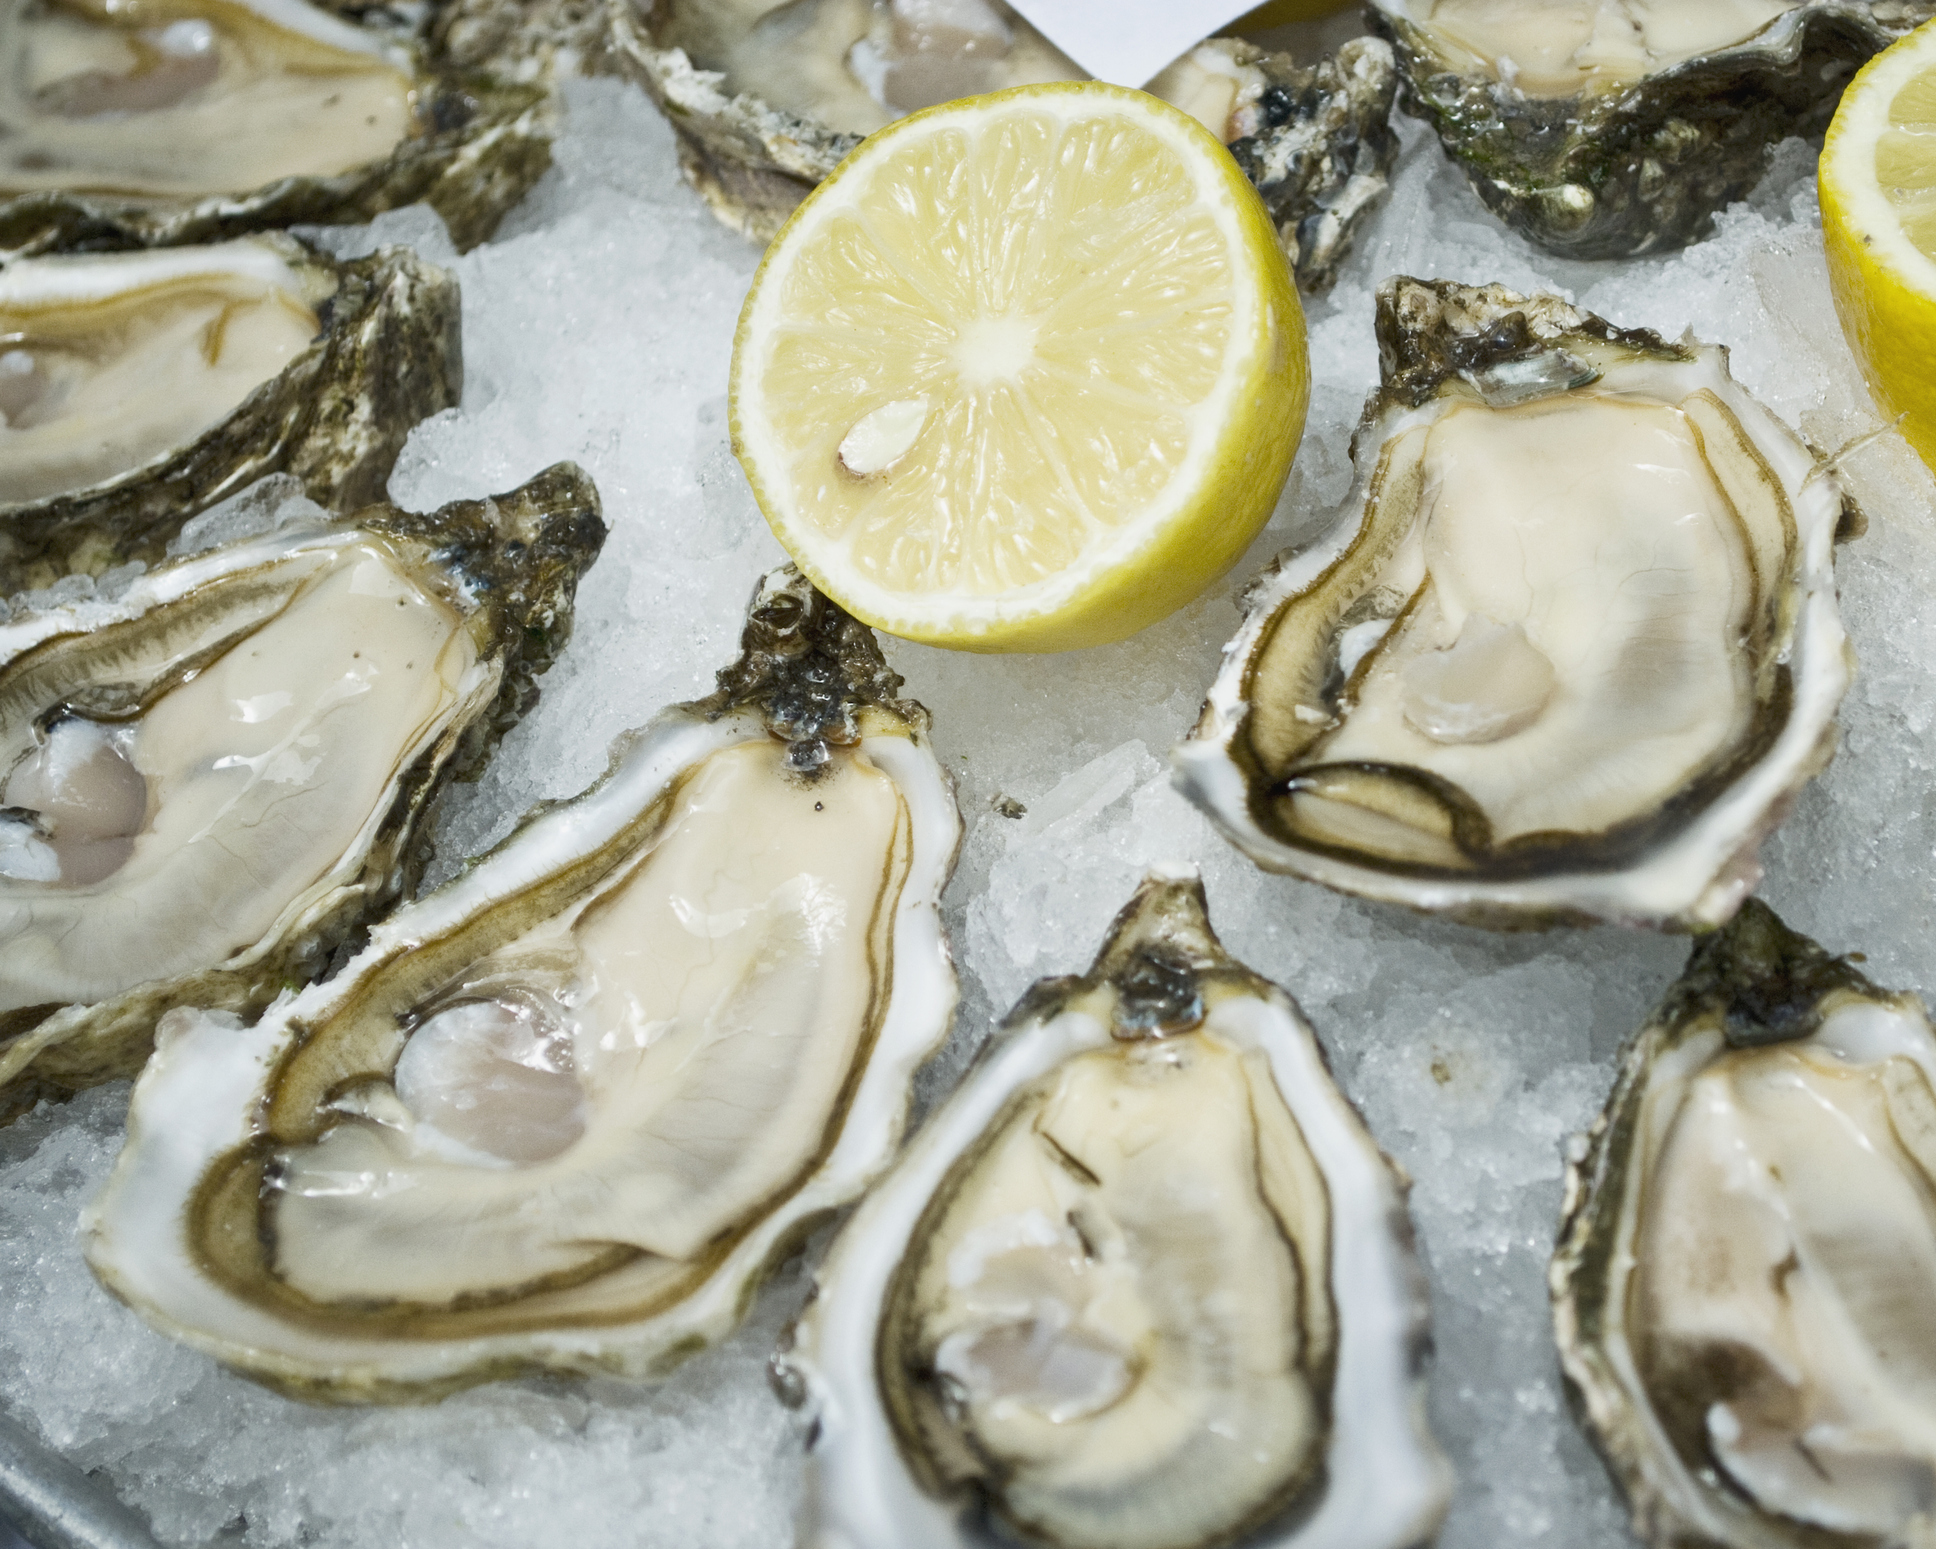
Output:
top-left (0, 462), bottom-right (605, 1123)
top-left (0, 234), bottom-right (461, 595)
top-left (611, 0), bottom-right (1397, 288)
top-left (1174, 278), bottom-right (1856, 930)
top-left (1552, 900), bottom-right (1936, 1547)
top-left (780, 869), bottom-right (1449, 1549)
top-left (0, 0), bottom-right (555, 258)
top-left (81, 568), bottom-right (961, 1400)
top-left (1369, 0), bottom-right (1936, 258)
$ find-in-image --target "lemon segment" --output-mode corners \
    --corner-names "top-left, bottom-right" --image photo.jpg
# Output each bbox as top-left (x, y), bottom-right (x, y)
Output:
top-left (731, 82), bottom-right (1308, 653)
top-left (1821, 18), bottom-right (1936, 475)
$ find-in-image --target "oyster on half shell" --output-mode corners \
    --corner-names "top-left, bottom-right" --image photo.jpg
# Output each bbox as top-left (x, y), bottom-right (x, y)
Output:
top-left (1174, 278), bottom-right (1856, 930)
top-left (1553, 900), bottom-right (1936, 1548)
top-left (0, 0), bottom-right (556, 258)
top-left (1369, 0), bottom-right (1936, 258)
top-left (0, 462), bottom-right (605, 1124)
top-left (611, 0), bottom-right (1398, 289)
top-left (781, 869), bottom-right (1449, 1549)
top-left (0, 234), bottom-right (461, 596)
top-left (81, 568), bottom-right (961, 1401)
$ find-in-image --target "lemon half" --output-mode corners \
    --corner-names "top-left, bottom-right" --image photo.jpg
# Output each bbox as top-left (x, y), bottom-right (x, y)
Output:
top-left (1821, 18), bottom-right (1936, 474)
top-left (729, 81), bottom-right (1308, 653)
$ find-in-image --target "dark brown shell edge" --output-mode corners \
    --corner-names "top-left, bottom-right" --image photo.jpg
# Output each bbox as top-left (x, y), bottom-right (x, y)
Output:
top-left (1549, 899), bottom-right (1906, 1549)
top-left (998, 870), bottom-right (1275, 1040)
top-left (0, 460), bottom-right (607, 1125)
top-left (610, 0), bottom-right (1400, 290)
top-left (1366, 274), bottom-right (1685, 420)
top-left (1227, 36), bottom-right (1400, 291)
top-left (0, 240), bottom-right (463, 596)
top-left (0, 66), bottom-right (554, 260)
top-left (691, 565), bottom-right (929, 772)
top-left (1370, 0), bottom-right (1936, 261)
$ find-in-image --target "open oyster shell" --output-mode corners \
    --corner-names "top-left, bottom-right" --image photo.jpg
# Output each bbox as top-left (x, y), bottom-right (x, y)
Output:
top-left (0, 0), bottom-right (556, 259)
top-left (1369, 0), bottom-right (1936, 259)
top-left (1552, 900), bottom-right (1936, 1547)
top-left (780, 869), bottom-right (1449, 1549)
top-left (0, 462), bottom-right (605, 1124)
top-left (0, 234), bottom-right (461, 596)
top-left (1174, 278), bottom-right (1857, 930)
top-left (80, 568), bottom-right (961, 1401)
top-left (610, 0), bottom-right (1397, 289)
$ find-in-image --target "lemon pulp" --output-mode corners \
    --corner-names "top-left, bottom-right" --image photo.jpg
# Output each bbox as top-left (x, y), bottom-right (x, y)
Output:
top-left (1821, 20), bottom-right (1936, 475)
top-left (731, 82), bottom-right (1307, 652)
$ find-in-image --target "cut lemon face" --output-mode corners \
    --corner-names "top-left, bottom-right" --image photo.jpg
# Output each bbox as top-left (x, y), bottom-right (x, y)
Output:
top-left (729, 81), bottom-right (1308, 652)
top-left (1821, 17), bottom-right (1936, 475)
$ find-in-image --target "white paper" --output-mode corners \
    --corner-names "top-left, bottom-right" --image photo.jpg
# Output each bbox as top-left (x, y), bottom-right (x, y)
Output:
top-left (1001, 0), bottom-right (1264, 87)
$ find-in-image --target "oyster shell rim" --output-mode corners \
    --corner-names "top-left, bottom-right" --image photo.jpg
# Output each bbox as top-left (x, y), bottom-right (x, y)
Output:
top-left (1366, 0), bottom-right (1936, 260)
top-left (782, 867), bottom-right (1451, 1549)
top-left (1548, 899), bottom-right (1929, 1548)
top-left (1171, 277), bottom-right (1856, 931)
top-left (0, 1), bottom-right (559, 259)
top-left (76, 568), bottom-right (965, 1401)
top-left (607, 0), bottom-right (1401, 290)
top-left (0, 461), bottom-right (607, 1125)
top-left (0, 234), bottom-right (464, 597)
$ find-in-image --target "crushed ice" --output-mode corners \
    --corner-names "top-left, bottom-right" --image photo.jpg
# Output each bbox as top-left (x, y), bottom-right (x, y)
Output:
top-left (5, 67), bottom-right (1936, 1549)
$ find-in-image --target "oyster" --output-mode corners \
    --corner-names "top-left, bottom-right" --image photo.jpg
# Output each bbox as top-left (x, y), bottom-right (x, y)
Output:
top-left (0, 0), bottom-right (555, 258)
top-left (0, 234), bottom-right (461, 596)
top-left (0, 462), bottom-right (604, 1123)
top-left (1369, 0), bottom-right (1936, 259)
top-left (1174, 278), bottom-right (1856, 930)
top-left (611, 0), bottom-right (1398, 288)
top-left (80, 568), bottom-right (961, 1400)
top-left (1552, 900), bottom-right (1936, 1547)
top-left (781, 869), bottom-right (1450, 1549)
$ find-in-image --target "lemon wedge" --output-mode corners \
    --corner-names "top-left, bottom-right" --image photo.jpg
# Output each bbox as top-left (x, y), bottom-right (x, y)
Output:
top-left (1821, 18), bottom-right (1936, 474)
top-left (729, 81), bottom-right (1308, 652)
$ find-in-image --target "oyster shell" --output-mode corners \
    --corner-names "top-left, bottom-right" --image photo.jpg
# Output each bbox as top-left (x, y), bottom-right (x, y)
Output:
top-left (0, 234), bottom-right (462, 596)
top-left (0, 461), bottom-right (605, 1124)
top-left (0, 0), bottom-right (556, 258)
top-left (80, 568), bottom-right (961, 1401)
top-left (1369, 0), bottom-right (1936, 259)
top-left (781, 869), bottom-right (1450, 1549)
top-left (610, 0), bottom-right (1397, 289)
top-left (1552, 900), bottom-right (1936, 1547)
top-left (1174, 278), bottom-right (1857, 930)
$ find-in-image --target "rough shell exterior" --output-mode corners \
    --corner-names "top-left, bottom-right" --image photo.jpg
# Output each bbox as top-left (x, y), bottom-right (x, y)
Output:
top-left (0, 240), bottom-right (463, 598)
top-left (608, 0), bottom-right (1398, 290)
top-left (0, 462), bottom-right (606, 1124)
top-left (1369, 0), bottom-right (1936, 259)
